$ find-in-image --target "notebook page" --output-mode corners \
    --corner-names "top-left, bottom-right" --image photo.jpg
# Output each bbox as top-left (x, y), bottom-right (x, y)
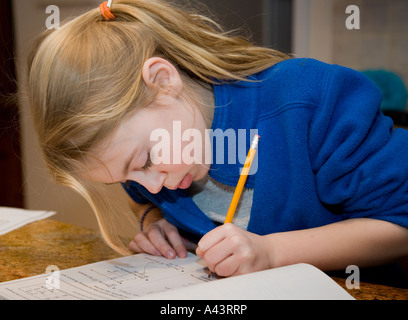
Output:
top-left (0, 253), bottom-right (215, 300)
top-left (139, 263), bottom-right (355, 300)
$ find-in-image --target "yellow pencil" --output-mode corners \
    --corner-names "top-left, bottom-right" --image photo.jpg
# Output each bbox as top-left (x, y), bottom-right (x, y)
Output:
top-left (224, 135), bottom-right (260, 224)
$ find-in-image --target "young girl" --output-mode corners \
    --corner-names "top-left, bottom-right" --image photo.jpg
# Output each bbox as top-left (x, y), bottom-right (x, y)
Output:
top-left (27, 0), bottom-right (408, 281)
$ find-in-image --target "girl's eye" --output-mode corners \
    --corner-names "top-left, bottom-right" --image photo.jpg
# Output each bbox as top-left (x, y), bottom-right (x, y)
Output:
top-left (141, 152), bottom-right (152, 171)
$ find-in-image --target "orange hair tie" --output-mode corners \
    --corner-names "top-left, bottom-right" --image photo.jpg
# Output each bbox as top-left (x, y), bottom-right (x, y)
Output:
top-left (100, 0), bottom-right (115, 21)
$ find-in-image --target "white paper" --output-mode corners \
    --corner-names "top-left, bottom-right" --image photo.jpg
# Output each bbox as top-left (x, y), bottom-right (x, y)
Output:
top-left (0, 253), bottom-right (217, 300)
top-left (0, 207), bottom-right (56, 236)
top-left (0, 252), bottom-right (354, 300)
top-left (141, 263), bottom-right (355, 300)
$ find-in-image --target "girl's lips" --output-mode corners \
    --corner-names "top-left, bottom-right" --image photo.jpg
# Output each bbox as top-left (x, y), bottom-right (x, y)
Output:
top-left (177, 173), bottom-right (193, 189)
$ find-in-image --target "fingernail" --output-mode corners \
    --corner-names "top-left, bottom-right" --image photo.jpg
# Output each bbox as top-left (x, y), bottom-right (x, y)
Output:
top-left (166, 251), bottom-right (175, 259)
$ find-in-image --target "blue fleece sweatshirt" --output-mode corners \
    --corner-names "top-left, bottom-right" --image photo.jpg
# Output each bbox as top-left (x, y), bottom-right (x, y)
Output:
top-left (123, 58), bottom-right (408, 240)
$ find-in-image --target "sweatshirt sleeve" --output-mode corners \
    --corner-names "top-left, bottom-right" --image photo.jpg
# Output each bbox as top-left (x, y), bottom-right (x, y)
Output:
top-left (121, 181), bottom-right (150, 204)
top-left (308, 64), bottom-right (408, 228)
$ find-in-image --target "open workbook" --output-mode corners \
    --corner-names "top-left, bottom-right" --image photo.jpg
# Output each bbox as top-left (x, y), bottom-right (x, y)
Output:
top-left (0, 252), bottom-right (354, 300)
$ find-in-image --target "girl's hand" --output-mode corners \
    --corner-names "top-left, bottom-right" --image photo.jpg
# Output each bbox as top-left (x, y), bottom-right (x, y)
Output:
top-left (128, 218), bottom-right (196, 259)
top-left (196, 223), bottom-right (273, 277)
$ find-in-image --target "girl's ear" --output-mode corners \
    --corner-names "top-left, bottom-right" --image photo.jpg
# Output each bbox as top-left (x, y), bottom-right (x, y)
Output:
top-left (142, 57), bottom-right (183, 97)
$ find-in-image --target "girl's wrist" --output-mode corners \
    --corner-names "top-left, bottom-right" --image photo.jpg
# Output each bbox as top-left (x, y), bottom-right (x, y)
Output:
top-left (140, 205), bottom-right (155, 231)
top-left (138, 205), bottom-right (163, 231)
top-left (261, 233), bottom-right (285, 269)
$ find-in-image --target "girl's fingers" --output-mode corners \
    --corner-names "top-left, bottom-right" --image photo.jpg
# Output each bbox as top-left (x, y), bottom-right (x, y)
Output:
top-left (213, 255), bottom-right (240, 277)
top-left (129, 219), bottom-right (190, 259)
top-left (197, 223), bottom-right (238, 252)
top-left (164, 225), bottom-right (188, 258)
top-left (196, 224), bottom-right (261, 277)
top-left (199, 235), bottom-right (234, 273)
top-left (129, 233), bottom-right (162, 256)
top-left (145, 226), bottom-right (177, 259)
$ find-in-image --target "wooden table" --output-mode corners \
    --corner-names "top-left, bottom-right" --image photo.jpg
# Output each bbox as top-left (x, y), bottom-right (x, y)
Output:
top-left (0, 219), bottom-right (408, 300)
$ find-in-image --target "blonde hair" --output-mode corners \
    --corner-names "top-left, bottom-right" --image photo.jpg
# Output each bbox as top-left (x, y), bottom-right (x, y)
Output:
top-left (26, 0), bottom-right (289, 254)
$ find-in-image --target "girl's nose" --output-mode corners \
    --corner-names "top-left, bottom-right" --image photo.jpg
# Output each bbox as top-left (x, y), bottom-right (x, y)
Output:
top-left (142, 170), bottom-right (167, 194)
